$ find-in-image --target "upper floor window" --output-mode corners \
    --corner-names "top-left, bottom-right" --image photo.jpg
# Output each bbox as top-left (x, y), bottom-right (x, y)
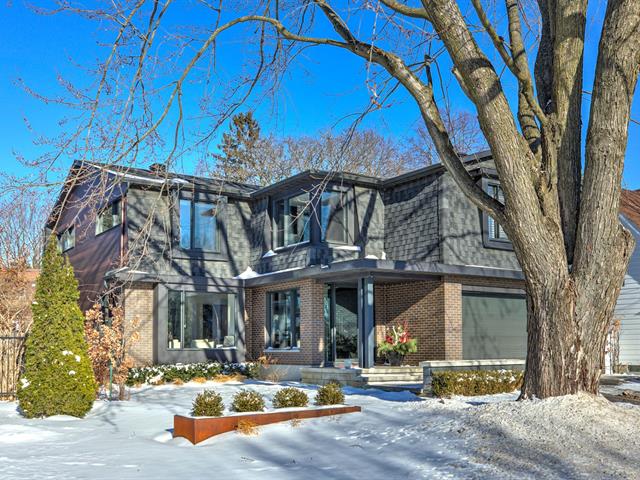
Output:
top-left (180, 199), bottom-right (219, 251)
top-left (268, 289), bottom-right (301, 349)
top-left (95, 199), bottom-right (122, 235)
top-left (487, 184), bottom-right (508, 241)
top-left (58, 226), bottom-right (75, 252)
top-left (273, 193), bottom-right (310, 249)
top-left (321, 190), bottom-right (349, 244)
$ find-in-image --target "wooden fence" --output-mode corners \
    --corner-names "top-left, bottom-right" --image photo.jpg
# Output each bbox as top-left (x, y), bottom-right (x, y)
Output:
top-left (0, 335), bottom-right (26, 400)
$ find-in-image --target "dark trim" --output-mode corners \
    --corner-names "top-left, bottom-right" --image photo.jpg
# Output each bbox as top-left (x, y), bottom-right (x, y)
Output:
top-left (462, 285), bottom-right (526, 295)
top-left (480, 178), bottom-right (514, 251)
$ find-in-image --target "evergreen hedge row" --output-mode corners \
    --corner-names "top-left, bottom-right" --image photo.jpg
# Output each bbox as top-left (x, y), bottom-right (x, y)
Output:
top-left (126, 361), bottom-right (259, 386)
top-left (430, 369), bottom-right (523, 397)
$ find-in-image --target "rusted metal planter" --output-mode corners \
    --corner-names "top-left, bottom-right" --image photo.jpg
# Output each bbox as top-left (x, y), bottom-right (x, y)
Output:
top-left (174, 405), bottom-right (362, 444)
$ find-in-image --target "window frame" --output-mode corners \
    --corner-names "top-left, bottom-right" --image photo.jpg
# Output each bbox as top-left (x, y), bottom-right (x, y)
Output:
top-left (481, 178), bottom-right (513, 251)
top-left (95, 199), bottom-right (123, 236)
top-left (167, 288), bottom-right (237, 350)
top-left (320, 187), bottom-right (352, 245)
top-left (177, 193), bottom-right (224, 254)
top-left (58, 226), bottom-right (75, 252)
top-left (271, 192), bottom-right (311, 250)
top-left (266, 288), bottom-right (301, 350)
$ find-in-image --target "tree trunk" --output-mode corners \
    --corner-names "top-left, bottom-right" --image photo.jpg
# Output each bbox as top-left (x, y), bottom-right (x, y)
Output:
top-left (520, 224), bottom-right (633, 398)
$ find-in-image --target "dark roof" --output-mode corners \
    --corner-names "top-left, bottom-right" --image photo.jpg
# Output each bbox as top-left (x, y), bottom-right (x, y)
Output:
top-left (81, 161), bottom-right (261, 197)
top-left (77, 150), bottom-right (495, 200)
top-left (621, 189), bottom-right (640, 229)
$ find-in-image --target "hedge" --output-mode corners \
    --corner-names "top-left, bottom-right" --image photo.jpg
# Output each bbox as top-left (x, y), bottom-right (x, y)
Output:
top-left (430, 369), bottom-right (523, 397)
top-left (126, 362), bottom-right (259, 386)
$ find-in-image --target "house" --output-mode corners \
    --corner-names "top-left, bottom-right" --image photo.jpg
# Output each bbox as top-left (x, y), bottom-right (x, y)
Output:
top-left (614, 189), bottom-right (640, 372)
top-left (47, 152), bottom-right (528, 374)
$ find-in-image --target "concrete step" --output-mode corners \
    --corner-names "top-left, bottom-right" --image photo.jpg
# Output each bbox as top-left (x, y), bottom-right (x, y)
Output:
top-left (359, 374), bottom-right (423, 382)
top-left (361, 367), bottom-right (423, 374)
top-left (364, 382), bottom-right (423, 393)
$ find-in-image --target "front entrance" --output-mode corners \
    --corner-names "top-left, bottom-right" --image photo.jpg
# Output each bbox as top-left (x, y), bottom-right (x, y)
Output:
top-left (324, 284), bottom-right (358, 366)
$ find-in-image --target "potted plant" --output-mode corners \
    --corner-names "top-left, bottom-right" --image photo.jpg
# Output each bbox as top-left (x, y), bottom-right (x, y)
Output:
top-left (377, 322), bottom-right (418, 366)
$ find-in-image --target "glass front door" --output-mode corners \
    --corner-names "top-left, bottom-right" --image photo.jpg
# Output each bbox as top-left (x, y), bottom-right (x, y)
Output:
top-left (324, 284), bottom-right (358, 365)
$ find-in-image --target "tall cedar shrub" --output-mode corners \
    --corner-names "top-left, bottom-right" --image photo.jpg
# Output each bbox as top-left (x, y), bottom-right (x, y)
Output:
top-left (17, 237), bottom-right (97, 418)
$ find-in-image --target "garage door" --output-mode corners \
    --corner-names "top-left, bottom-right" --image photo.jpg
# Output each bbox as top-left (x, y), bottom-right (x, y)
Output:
top-left (462, 292), bottom-right (527, 359)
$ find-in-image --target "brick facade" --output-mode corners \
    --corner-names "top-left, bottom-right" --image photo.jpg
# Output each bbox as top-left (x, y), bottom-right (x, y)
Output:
top-left (123, 283), bottom-right (155, 366)
top-left (246, 279), bottom-right (325, 366)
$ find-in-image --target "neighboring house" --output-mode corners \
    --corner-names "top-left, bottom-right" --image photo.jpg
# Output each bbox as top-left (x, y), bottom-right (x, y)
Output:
top-left (614, 190), bottom-right (640, 371)
top-left (48, 153), bottom-right (528, 369)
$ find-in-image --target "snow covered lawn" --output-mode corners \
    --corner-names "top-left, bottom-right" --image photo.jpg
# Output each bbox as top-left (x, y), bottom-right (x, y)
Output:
top-left (1, 380), bottom-right (640, 479)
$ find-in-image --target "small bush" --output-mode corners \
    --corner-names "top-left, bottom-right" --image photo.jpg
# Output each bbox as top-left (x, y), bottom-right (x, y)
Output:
top-left (430, 369), bottom-right (524, 397)
top-left (272, 387), bottom-right (309, 408)
top-left (126, 361), bottom-right (258, 386)
top-left (191, 390), bottom-right (224, 417)
top-left (231, 389), bottom-right (265, 412)
top-left (315, 382), bottom-right (345, 406)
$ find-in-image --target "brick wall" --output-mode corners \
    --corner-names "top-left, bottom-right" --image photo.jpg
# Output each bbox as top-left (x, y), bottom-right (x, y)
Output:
top-left (246, 279), bottom-right (325, 366)
top-left (123, 283), bottom-right (155, 366)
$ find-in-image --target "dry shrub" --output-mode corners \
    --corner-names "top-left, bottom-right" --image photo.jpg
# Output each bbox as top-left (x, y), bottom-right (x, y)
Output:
top-left (191, 377), bottom-right (208, 384)
top-left (213, 373), bottom-right (246, 383)
top-left (290, 418), bottom-right (302, 428)
top-left (236, 420), bottom-right (259, 436)
top-left (172, 378), bottom-right (184, 386)
top-left (257, 355), bottom-right (283, 383)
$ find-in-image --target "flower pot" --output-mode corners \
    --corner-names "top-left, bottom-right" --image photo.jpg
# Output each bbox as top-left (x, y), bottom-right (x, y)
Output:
top-left (387, 351), bottom-right (405, 366)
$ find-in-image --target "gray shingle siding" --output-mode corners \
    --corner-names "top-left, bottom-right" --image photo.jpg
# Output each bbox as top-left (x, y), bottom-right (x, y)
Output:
top-left (615, 215), bottom-right (640, 366)
top-left (126, 186), bottom-right (252, 278)
top-left (439, 173), bottom-right (520, 270)
top-left (383, 174), bottom-right (440, 261)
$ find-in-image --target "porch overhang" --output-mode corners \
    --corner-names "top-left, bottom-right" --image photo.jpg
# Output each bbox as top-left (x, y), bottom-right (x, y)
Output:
top-left (243, 259), bottom-right (524, 287)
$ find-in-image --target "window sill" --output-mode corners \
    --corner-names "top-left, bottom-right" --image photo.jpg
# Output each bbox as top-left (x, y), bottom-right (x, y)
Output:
top-left (273, 241), bottom-right (310, 253)
top-left (95, 224), bottom-right (121, 237)
top-left (168, 347), bottom-right (237, 351)
top-left (264, 348), bottom-right (301, 353)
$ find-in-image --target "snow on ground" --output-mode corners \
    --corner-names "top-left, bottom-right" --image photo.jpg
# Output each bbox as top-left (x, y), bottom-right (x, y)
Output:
top-left (1, 380), bottom-right (639, 480)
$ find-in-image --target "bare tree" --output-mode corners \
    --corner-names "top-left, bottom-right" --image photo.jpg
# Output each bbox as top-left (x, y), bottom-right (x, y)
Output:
top-left (19, 0), bottom-right (640, 398)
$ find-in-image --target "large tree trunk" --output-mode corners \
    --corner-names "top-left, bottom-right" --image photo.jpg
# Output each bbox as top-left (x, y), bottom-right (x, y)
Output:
top-left (519, 219), bottom-right (633, 398)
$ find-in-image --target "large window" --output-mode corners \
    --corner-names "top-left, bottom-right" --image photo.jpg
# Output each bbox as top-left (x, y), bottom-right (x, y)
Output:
top-left (321, 190), bottom-right (349, 244)
top-left (273, 193), bottom-right (310, 248)
top-left (180, 199), bottom-right (219, 251)
top-left (95, 199), bottom-right (122, 235)
top-left (487, 184), bottom-right (508, 241)
top-left (268, 289), bottom-right (301, 349)
top-left (58, 226), bottom-right (75, 252)
top-left (168, 290), bottom-right (236, 349)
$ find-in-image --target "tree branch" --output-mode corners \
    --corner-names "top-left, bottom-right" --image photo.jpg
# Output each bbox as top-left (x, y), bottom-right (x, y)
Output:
top-left (378, 0), bottom-right (430, 19)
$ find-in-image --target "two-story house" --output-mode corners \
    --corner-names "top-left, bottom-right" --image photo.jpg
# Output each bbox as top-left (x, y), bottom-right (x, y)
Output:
top-left (48, 152), bottom-right (527, 374)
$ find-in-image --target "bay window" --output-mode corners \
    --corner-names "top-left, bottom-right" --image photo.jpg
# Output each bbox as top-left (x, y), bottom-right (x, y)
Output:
top-left (268, 289), bottom-right (301, 349)
top-left (273, 193), bottom-right (310, 248)
top-left (168, 290), bottom-right (236, 349)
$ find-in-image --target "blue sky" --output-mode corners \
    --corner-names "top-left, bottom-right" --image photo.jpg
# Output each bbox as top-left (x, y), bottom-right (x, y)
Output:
top-left (1, 1), bottom-right (639, 188)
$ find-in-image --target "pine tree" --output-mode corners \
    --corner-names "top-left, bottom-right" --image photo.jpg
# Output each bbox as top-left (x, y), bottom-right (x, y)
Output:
top-left (17, 236), bottom-right (97, 418)
top-left (214, 111), bottom-right (263, 184)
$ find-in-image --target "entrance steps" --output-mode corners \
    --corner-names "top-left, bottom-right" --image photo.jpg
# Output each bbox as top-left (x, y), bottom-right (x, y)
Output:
top-left (300, 366), bottom-right (424, 393)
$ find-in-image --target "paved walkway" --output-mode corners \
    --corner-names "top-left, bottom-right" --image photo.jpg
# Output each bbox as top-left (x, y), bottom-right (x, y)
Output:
top-left (600, 375), bottom-right (640, 405)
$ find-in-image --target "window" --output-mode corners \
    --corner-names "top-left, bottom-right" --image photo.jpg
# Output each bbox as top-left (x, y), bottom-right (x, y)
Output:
top-left (487, 184), bottom-right (508, 241)
top-left (179, 199), bottom-right (219, 251)
top-left (58, 226), bottom-right (75, 252)
top-left (273, 193), bottom-right (310, 248)
top-left (321, 190), bottom-right (349, 244)
top-left (95, 200), bottom-right (122, 235)
top-left (167, 290), bottom-right (236, 349)
top-left (268, 289), bottom-right (300, 349)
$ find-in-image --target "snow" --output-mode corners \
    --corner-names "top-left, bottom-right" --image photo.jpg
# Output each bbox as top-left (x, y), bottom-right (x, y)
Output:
top-left (334, 245), bottom-right (361, 251)
top-left (1, 381), bottom-right (639, 479)
top-left (234, 267), bottom-right (260, 279)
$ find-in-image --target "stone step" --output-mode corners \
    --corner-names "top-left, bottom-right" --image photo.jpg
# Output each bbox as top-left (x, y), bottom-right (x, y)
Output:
top-left (361, 367), bottom-right (423, 374)
top-left (364, 382), bottom-right (423, 393)
top-left (359, 374), bottom-right (423, 383)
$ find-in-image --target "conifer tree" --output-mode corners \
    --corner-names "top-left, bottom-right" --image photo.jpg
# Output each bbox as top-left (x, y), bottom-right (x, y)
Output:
top-left (17, 236), bottom-right (96, 418)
